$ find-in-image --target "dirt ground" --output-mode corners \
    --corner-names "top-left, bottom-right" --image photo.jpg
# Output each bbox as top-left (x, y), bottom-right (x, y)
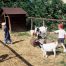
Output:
top-left (0, 29), bottom-right (66, 66)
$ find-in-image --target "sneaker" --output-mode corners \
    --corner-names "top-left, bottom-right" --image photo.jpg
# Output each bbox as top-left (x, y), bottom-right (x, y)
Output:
top-left (3, 41), bottom-right (7, 44)
top-left (7, 41), bottom-right (13, 44)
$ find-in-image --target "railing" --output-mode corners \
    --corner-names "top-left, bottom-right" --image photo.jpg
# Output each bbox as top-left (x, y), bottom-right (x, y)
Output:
top-left (28, 17), bottom-right (66, 30)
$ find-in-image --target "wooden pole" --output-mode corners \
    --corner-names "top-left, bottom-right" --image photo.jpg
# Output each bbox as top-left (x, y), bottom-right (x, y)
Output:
top-left (4, 14), bottom-right (11, 32)
top-left (28, 17), bottom-right (66, 22)
top-left (43, 19), bottom-right (44, 26)
top-left (8, 15), bottom-right (11, 32)
top-left (4, 14), bottom-right (6, 23)
top-left (31, 18), bottom-right (33, 30)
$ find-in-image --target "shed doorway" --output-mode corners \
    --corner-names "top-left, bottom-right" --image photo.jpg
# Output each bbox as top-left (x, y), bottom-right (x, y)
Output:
top-left (10, 14), bottom-right (26, 32)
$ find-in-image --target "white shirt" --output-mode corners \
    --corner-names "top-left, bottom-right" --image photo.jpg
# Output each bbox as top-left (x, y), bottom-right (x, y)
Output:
top-left (54, 29), bottom-right (66, 38)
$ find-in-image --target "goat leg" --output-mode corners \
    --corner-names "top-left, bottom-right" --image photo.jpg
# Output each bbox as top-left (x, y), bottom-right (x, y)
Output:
top-left (53, 49), bottom-right (56, 57)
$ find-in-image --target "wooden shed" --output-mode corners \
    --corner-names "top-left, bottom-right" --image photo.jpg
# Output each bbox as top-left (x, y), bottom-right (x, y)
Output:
top-left (1, 7), bottom-right (27, 32)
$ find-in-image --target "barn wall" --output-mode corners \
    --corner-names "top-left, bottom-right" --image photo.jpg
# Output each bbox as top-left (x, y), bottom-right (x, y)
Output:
top-left (9, 14), bottom-right (26, 32)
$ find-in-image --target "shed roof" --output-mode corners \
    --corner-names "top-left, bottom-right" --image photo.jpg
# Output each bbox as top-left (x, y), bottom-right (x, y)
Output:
top-left (2, 8), bottom-right (27, 15)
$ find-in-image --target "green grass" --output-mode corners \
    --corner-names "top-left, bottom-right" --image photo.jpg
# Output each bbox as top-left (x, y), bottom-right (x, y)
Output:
top-left (10, 31), bottom-right (30, 36)
top-left (47, 33), bottom-right (57, 42)
top-left (10, 31), bottom-right (66, 66)
top-left (64, 63), bottom-right (66, 66)
top-left (58, 61), bottom-right (66, 66)
top-left (18, 32), bottom-right (30, 36)
top-left (60, 61), bottom-right (65, 64)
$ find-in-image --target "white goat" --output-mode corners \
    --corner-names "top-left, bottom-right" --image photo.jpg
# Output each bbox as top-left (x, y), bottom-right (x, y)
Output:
top-left (39, 26), bottom-right (47, 34)
top-left (39, 40), bottom-right (58, 58)
top-left (34, 26), bottom-right (47, 38)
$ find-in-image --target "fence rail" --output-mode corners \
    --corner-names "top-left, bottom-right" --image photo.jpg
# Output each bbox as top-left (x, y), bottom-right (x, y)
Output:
top-left (28, 17), bottom-right (66, 21)
top-left (28, 17), bottom-right (66, 30)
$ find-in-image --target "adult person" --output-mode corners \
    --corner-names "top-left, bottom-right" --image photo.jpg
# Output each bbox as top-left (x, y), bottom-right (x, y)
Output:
top-left (2, 22), bottom-right (12, 44)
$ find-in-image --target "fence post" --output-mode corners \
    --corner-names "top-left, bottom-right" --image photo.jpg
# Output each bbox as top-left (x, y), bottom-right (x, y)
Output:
top-left (43, 18), bottom-right (45, 26)
top-left (31, 18), bottom-right (33, 30)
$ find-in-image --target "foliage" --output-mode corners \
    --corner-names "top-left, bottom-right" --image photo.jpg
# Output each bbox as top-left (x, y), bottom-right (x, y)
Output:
top-left (0, 0), bottom-right (66, 30)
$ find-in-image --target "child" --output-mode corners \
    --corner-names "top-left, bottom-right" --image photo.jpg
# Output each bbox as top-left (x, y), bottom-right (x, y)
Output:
top-left (53, 23), bottom-right (66, 52)
top-left (2, 22), bottom-right (12, 44)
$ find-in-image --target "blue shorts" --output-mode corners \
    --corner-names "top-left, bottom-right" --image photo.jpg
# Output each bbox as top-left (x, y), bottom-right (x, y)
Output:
top-left (58, 38), bottom-right (64, 43)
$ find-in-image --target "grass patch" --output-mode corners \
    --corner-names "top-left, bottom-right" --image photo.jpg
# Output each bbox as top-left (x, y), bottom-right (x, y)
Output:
top-left (47, 33), bottom-right (57, 42)
top-left (10, 31), bottom-right (31, 37)
top-left (18, 32), bottom-right (30, 36)
top-left (60, 61), bottom-right (65, 64)
top-left (64, 63), bottom-right (66, 66)
top-left (59, 61), bottom-right (66, 66)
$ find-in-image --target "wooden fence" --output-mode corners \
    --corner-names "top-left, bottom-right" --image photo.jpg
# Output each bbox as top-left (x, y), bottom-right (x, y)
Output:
top-left (28, 17), bottom-right (66, 30)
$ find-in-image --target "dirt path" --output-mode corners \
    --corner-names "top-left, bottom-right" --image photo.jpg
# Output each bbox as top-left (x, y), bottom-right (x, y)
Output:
top-left (0, 29), bottom-right (66, 66)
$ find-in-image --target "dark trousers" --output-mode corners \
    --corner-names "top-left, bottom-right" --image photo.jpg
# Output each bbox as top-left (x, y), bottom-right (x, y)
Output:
top-left (4, 26), bottom-right (12, 43)
top-left (4, 32), bottom-right (12, 43)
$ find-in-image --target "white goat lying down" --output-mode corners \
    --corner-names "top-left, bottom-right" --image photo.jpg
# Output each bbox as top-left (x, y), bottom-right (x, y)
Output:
top-left (39, 41), bottom-right (58, 57)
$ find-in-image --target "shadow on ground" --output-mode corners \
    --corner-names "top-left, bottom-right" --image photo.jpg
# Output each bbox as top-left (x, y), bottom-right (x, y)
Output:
top-left (0, 40), bottom-right (33, 66)
top-left (46, 50), bottom-right (61, 56)
top-left (0, 54), bottom-right (9, 62)
top-left (13, 40), bottom-right (24, 44)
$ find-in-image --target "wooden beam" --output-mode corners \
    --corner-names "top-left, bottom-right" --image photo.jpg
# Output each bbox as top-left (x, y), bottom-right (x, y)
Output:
top-left (28, 17), bottom-right (66, 22)
top-left (31, 18), bottom-right (33, 30)
top-left (8, 15), bottom-right (11, 32)
top-left (43, 19), bottom-right (44, 26)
